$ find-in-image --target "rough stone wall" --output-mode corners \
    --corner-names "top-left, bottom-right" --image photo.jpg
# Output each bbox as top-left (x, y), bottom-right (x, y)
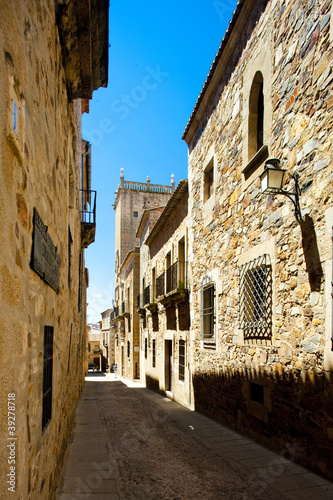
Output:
top-left (0, 2), bottom-right (88, 498)
top-left (186, 0), bottom-right (333, 479)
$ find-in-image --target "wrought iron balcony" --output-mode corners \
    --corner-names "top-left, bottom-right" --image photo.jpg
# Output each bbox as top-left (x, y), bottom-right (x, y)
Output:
top-left (167, 261), bottom-right (188, 293)
top-left (81, 189), bottom-right (96, 248)
top-left (156, 272), bottom-right (165, 298)
top-left (159, 261), bottom-right (189, 305)
top-left (122, 301), bottom-right (130, 316)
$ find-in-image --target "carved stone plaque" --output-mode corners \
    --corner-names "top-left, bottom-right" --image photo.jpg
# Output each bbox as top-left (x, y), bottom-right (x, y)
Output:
top-left (31, 208), bottom-right (60, 293)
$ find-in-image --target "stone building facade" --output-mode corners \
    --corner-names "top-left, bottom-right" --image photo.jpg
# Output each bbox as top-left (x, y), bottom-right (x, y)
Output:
top-left (101, 309), bottom-right (114, 370)
top-left (182, 0), bottom-right (333, 480)
top-left (112, 171), bottom-right (174, 380)
top-left (87, 326), bottom-right (102, 370)
top-left (0, 1), bottom-right (108, 498)
top-left (114, 249), bottom-right (141, 379)
top-left (108, 0), bottom-right (333, 479)
top-left (137, 181), bottom-right (191, 407)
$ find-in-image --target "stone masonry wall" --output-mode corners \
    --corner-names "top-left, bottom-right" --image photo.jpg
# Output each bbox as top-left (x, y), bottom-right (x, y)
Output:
top-left (0, 2), bottom-right (87, 498)
top-left (140, 189), bottom-right (191, 406)
top-left (187, 0), bottom-right (333, 479)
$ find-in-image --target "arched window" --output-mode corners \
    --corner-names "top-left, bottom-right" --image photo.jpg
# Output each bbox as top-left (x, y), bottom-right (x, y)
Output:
top-left (248, 71), bottom-right (264, 160)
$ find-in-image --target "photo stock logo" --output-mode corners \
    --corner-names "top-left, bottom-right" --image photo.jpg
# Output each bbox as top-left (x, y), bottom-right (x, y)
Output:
top-left (213, 0), bottom-right (235, 22)
top-left (83, 65), bottom-right (169, 146)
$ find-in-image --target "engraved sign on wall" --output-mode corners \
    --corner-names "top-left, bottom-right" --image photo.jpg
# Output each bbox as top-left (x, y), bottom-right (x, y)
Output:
top-left (31, 208), bottom-right (61, 293)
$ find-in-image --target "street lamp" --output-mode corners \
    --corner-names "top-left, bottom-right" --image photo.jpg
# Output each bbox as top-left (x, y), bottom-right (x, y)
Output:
top-left (260, 158), bottom-right (302, 222)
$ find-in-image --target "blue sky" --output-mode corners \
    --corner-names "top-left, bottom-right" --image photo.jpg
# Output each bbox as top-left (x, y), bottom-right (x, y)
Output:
top-left (83, 0), bottom-right (238, 322)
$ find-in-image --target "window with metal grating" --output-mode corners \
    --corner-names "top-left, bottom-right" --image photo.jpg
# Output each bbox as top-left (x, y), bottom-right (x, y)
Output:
top-left (239, 254), bottom-right (272, 340)
top-left (42, 326), bottom-right (53, 433)
top-left (200, 282), bottom-right (215, 344)
top-left (179, 339), bottom-right (185, 382)
top-left (152, 339), bottom-right (156, 368)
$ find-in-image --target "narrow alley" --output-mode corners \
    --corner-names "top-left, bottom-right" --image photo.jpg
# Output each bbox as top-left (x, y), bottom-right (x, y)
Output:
top-left (56, 375), bottom-right (333, 500)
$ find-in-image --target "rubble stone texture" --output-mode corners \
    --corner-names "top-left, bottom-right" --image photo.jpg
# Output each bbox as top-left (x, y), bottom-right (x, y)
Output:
top-left (183, 0), bottom-right (333, 479)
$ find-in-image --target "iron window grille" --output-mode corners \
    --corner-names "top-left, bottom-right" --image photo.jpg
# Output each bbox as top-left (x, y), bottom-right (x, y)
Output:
top-left (179, 339), bottom-right (185, 382)
top-left (239, 254), bottom-right (272, 340)
top-left (152, 339), bottom-right (156, 368)
top-left (42, 326), bottom-right (54, 433)
top-left (200, 282), bottom-right (215, 342)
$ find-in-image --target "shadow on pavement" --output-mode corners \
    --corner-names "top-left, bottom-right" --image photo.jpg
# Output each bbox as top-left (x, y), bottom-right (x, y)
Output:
top-left (86, 371), bottom-right (107, 378)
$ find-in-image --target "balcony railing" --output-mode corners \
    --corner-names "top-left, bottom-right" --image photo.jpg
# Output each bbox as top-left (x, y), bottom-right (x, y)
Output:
top-left (81, 189), bottom-right (97, 248)
top-left (143, 285), bottom-right (150, 306)
top-left (114, 306), bottom-right (119, 318)
top-left (166, 261), bottom-right (187, 294)
top-left (156, 272), bottom-right (165, 298)
top-left (81, 189), bottom-right (96, 223)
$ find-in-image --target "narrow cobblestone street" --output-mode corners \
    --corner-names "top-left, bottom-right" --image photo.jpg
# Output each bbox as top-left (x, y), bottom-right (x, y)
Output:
top-left (56, 375), bottom-right (333, 500)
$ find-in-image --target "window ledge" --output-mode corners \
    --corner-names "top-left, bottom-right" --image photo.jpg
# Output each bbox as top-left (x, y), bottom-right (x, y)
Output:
top-left (203, 340), bottom-right (216, 350)
top-left (242, 145), bottom-right (268, 177)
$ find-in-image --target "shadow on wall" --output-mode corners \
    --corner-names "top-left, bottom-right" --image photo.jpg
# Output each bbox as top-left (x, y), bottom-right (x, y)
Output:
top-left (192, 367), bottom-right (333, 480)
top-left (146, 374), bottom-right (160, 394)
top-left (300, 215), bottom-right (324, 292)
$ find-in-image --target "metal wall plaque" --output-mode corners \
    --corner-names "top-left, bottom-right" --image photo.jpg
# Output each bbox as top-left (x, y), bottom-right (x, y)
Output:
top-left (31, 208), bottom-right (61, 293)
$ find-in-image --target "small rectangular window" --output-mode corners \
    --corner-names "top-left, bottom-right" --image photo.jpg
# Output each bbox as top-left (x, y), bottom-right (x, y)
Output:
top-left (133, 211), bottom-right (138, 218)
top-left (127, 340), bottom-right (130, 358)
top-left (201, 283), bottom-right (215, 341)
top-left (42, 326), bottom-right (54, 432)
top-left (152, 339), bottom-right (156, 368)
top-left (68, 226), bottom-right (72, 288)
top-left (204, 158), bottom-right (214, 202)
top-left (250, 382), bottom-right (264, 405)
top-left (145, 338), bottom-right (147, 359)
top-left (179, 340), bottom-right (185, 382)
top-left (78, 253), bottom-right (83, 312)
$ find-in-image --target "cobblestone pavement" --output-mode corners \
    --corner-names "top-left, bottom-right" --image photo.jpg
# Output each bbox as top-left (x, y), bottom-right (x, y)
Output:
top-left (56, 375), bottom-right (333, 500)
top-left (98, 380), bottom-right (278, 500)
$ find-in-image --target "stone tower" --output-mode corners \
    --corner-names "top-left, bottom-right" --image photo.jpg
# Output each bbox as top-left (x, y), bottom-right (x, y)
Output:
top-left (113, 169), bottom-right (175, 379)
top-left (113, 169), bottom-right (175, 277)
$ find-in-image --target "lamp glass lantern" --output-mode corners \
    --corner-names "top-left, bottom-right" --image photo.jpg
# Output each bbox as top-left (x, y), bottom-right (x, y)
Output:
top-left (260, 158), bottom-right (302, 222)
top-left (260, 159), bottom-right (286, 194)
